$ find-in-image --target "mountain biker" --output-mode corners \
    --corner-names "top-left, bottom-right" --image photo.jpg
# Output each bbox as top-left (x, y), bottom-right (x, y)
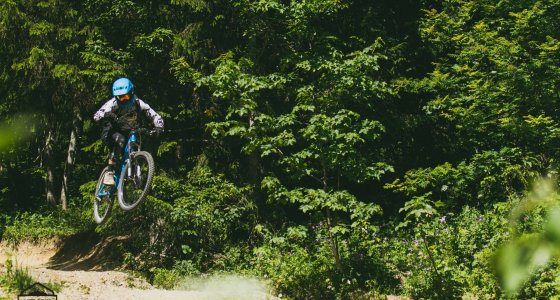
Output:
top-left (93, 78), bottom-right (164, 186)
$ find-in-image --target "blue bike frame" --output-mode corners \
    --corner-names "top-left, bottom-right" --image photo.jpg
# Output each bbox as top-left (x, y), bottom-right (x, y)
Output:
top-left (96, 130), bottom-right (138, 198)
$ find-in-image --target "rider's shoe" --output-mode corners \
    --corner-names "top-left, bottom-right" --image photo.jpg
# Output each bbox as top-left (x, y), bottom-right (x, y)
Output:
top-left (103, 171), bottom-right (115, 186)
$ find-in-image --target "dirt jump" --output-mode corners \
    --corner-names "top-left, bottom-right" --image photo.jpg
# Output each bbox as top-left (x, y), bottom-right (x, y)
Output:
top-left (0, 233), bottom-right (276, 300)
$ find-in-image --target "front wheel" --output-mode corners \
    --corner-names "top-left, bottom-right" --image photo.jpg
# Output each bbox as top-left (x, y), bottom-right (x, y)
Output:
top-left (94, 166), bottom-right (115, 224)
top-left (117, 151), bottom-right (154, 211)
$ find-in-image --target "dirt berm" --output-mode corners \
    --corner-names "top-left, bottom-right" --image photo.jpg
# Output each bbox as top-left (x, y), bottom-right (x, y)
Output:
top-left (0, 232), bottom-right (277, 300)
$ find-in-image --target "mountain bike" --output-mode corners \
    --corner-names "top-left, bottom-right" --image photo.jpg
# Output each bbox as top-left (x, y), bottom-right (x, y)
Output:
top-left (94, 128), bottom-right (155, 224)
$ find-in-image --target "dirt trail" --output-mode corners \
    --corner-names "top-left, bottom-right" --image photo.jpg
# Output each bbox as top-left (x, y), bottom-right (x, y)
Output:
top-left (0, 236), bottom-right (276, 300)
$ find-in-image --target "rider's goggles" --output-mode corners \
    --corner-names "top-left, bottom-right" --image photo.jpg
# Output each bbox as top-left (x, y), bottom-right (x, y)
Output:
top-left (116, 93), bottom-right (131, 102)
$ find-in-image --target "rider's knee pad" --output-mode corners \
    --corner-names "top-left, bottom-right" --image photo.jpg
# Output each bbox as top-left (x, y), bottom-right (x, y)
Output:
top-left (112, 132), bottom-right (126, 148)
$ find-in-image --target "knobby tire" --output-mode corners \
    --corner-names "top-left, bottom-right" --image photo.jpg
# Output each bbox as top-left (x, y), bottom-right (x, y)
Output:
top-left (117, 151), bottom-right (154, 211)
top-left (94, 166), bottom-right (114, 224)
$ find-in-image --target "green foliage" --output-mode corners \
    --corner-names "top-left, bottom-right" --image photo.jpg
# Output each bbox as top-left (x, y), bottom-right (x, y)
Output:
top-left (251, 224), bottom-right (342, 299)
top-left (386, 202), bottom-right (511, 298)
top-left (0, 254), bottom-right (62, 294)
top-left (78, 165), bottom-right (257, 278)
top-left (1, 209), bottom-right (90, 246)
top-left (151, 267), bottom-right (180, 289)
top-left (419, 0), bottom-right (560, 155)
top-left (165, 165), bottom-right (257, 271)
top-left (0, 265), bottom-right (34, 294)
top-left (250, 221), bottom-right (397, 299)
top-left (2, 0), bottom-right (560, 298)
top-left (495, 179), bottom-right (560, 297)
top-left (387, 148), bottom-right (540, 210)
top-left (0, 115), bottom-right (37, 155)
top-left (80, 38), bottom-right (131, 89)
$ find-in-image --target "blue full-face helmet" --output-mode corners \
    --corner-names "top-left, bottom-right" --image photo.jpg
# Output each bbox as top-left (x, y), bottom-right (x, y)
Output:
top-left (112, 78), bottom-right (135, 108)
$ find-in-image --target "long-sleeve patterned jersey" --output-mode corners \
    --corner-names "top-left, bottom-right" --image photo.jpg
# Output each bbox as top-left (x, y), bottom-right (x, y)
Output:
top-left (93, 97), bottom-right (164, 131)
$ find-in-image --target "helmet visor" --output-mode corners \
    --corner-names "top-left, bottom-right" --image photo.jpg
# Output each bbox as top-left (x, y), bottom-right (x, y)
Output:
top-left (116, 93), bottom-right (131, 102)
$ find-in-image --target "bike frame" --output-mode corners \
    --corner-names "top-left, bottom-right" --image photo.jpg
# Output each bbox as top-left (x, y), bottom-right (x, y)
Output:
top-left (96, 130), bottom-right (141, 198)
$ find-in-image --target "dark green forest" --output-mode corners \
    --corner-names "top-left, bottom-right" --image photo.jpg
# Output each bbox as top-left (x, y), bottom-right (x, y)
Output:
top-left (1, 0), bottom-right (560, 298)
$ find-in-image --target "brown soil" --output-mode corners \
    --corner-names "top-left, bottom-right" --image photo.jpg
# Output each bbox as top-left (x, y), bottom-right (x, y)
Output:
top-left (0, 234), bottom-right (276, 300)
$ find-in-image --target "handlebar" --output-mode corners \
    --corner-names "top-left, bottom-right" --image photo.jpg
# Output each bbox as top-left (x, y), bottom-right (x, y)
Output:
top-left (136, 128), bottom-right (156, 136)
top-left (103, 113), bottom-right (161, 136)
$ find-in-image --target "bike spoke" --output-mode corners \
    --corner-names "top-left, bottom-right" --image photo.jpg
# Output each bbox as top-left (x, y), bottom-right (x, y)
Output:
top-left (94, 167), bottom-right (114, 224)
top-left (123, 167), bottom-right (147, 199)
top-left (118, 151), bottom-right (154, 211)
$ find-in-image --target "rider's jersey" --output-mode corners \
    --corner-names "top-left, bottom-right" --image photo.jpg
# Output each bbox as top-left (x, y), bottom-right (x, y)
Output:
top-left (93, 97), bottom-right (164, 131)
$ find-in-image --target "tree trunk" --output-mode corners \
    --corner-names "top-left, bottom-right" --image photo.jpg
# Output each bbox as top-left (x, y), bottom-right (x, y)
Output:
top-left (45, 130), bottom-right (56, 205)
top-left (247, 111), bottom-right (260, 184)
top-left (325, 207), bottom-right (344, 273)
top-left (60, 110), bottom-right (81, 210)
top-left (247, 111), bottom-right (265, 206)
top-left (322, 159), bottom-right (344, 273)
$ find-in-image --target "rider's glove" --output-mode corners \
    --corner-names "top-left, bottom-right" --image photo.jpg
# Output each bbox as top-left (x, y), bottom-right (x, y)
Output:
top-left (104, 112), bottom-right (117, 121)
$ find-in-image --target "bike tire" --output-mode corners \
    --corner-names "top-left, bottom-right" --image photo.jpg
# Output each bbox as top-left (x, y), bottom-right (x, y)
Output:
top-left (94, 166), bottom-right (115, 224)
top-left (117, 151), bottom-right (154, 211)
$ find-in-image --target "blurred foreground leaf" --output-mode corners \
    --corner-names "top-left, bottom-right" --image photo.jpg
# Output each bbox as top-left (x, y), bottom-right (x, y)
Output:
top-left (495, 234), bottom-right (552, 293)
top-left (0, 115), bottom-right (36, 153)
top-left (495, 179), bottom-right (560, 294)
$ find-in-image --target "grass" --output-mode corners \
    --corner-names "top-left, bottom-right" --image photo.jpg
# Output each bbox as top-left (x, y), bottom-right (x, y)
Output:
top-left (0, 255), bottom-right (62, 296)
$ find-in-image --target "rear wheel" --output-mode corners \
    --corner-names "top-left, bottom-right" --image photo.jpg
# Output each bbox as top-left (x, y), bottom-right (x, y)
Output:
top-left (117, 151), bottom-right (154, 211)
top-left (94, 166), bottom-right (115, 224)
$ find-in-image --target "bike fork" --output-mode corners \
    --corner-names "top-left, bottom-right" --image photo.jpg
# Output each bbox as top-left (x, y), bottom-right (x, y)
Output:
top-left (127, 159), bottom-right (132, 177)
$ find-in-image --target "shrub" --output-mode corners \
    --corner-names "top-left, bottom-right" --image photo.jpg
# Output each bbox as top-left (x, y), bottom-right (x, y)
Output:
top-left (386, 203), bottom-right (511, 299)
top-left (0, 254), bottom-right (61, 294)
top-left (1, 209), bottom-right (90, 246)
